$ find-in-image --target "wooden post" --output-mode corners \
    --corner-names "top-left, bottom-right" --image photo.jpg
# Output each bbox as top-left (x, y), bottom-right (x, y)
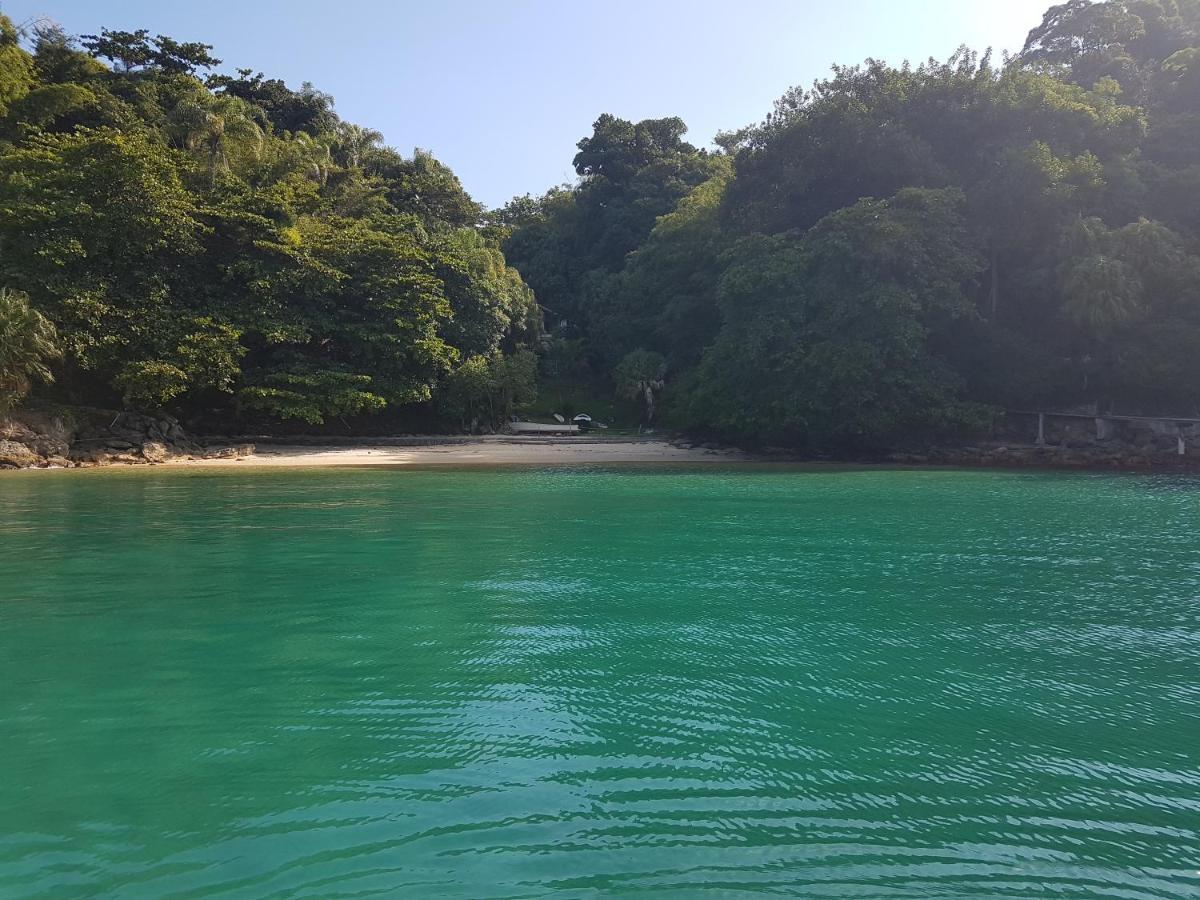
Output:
top-left (1036, 412), bottom-right (1045, 446)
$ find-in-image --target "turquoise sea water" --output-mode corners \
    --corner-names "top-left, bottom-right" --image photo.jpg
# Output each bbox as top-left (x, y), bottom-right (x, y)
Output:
top-left (1, 466), bottom-right (1198, 898)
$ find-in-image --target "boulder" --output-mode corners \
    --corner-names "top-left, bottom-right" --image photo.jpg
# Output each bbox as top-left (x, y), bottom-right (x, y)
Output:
top-left (140, 441), bottom-right (170, 463)
top-left (0, 439), bottom-right (39, 468)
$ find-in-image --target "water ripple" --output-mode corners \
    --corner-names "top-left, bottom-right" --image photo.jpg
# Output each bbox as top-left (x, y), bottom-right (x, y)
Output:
top-left (1, 468), bottom-right (1199, 897)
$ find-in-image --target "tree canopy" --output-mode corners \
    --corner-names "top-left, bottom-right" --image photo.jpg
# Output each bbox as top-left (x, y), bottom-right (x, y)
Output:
top-left (0, 14), bottom-right (539, 428)
top-left (3, 1), bottom-right (1200, 447)
top-left (503, 0), bottom-right (1200, 447)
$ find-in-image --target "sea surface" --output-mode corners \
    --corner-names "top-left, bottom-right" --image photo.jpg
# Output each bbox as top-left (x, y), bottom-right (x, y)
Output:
top-left (1, 466), bottom-right (1198, 898)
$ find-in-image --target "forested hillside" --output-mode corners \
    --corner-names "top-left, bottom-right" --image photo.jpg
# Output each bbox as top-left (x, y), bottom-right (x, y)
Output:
top-left (505, 0), bottom-right (1200, 448)
top-left (3, 1), bottom-right (1199, 448)
top-left (0, 18), bottom-right (540, 431)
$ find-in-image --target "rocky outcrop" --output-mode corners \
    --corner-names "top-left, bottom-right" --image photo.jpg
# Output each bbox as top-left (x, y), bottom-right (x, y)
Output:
top-left (139, 441), bottom-right (171, 463)
top-left (0, 410), bottom-right (254, 469)
top-left (0, 439), bottom-right (39, 468)
top-left (1, 414), bottom-right (72, 459)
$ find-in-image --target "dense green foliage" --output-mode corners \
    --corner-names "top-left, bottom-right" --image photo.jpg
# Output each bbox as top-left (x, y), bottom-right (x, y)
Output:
top-left (2, 2), bottom-right (1198, 445)
top-left (0, 18), bottom-right (539, 428)
top-left (504, 0), bottom-right (1200, 447)
top-left (0, 287), bottom-right (59, 416)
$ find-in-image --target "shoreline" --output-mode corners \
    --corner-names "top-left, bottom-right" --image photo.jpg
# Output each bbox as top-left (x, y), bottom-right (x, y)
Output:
top-left (2, 436), bottom-right (750, 470)
top-left (171, 437), bottom-right (746, 467)
top-left (6, 412), bottom-right (1200, 473)
top-left (4, 434), bottom-right (1200, 473)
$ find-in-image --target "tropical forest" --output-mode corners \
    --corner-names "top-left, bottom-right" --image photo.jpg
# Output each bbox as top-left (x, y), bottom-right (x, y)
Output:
top-left (2, 0), bottom-right (1199, 451)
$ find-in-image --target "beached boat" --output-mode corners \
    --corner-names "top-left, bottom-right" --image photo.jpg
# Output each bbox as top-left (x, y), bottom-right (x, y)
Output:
top-left (507, 421), bottom-right (580, 434)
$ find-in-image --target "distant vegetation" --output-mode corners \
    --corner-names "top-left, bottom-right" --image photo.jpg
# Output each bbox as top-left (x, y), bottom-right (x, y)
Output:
top-left (2, 1), bottom-right (1199, 447)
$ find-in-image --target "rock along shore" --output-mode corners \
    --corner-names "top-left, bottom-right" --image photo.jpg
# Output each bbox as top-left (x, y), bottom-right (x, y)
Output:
top-left (1, 411), bottom-right (254, 469)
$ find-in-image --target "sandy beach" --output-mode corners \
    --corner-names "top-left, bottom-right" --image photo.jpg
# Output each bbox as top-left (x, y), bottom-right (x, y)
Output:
top-left (163, 436), bottom-right (745, 468)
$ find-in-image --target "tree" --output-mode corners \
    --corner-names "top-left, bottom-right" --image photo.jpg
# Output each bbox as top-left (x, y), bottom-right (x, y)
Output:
top-left (81, 29), bottom-right (220, 75)
top-left (490, 350), bottom-right (538, 424)
top-left (682, 189), bottom-right (985, 447)
top-left (503, 114), bottom-right (719, 346)
top-left (437, 350), bottom-right (537, 431)
top-left (431, 228), bottom-right (541, 358)
top-left (371, 147), bottom-right (483, 227)
top-left (0, 288), bottom-right (60, 416)
top-left (573, 113), bottom-right (694, 181)
top-left (237, 369), bottom-right (386, 425)
top-left (228, 216), bottom-right (459, 424)
top-left (589, 162), bottom-right (731, 369)
top-left (168, 93), bottom-right (264, 185)
top-left (208, 70), bottom-right (336, 135)
top-left (440, 354), bottom-right (493, 431)
top-left (333, 122), bottom-right (384, 168)
top-left (79, 29), bottom-right (154, 72)
top-left (0, 14), bottom-right (34, 117)
top-left (0, 128), bottom-right (202, 395)
top-left (281, 131), bottom-right (333, 185)
top-left (1056, 215), bottom-right (1200, 408)
top-left (614, 349), bottom-right (666, 423)
top-left (150, 35), bottom-right (221, 76)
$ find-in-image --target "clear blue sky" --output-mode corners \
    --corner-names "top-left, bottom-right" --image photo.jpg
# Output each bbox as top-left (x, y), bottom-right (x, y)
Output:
top-left (1, 0), bottom-right (1052, 209)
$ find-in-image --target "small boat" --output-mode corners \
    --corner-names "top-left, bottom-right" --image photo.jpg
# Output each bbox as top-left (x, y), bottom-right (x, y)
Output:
top-left (508, 421), bottom-right (579, 434)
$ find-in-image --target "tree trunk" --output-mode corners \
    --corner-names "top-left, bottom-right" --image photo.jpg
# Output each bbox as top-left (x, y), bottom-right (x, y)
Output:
top-left (989, 246), bottom-right (1000, 321)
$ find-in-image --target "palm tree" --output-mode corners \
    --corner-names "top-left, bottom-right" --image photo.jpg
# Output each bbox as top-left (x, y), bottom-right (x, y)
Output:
top-left (168, 94), bottom-right (264, 185)
top-left (1062, 254), bottom-right (1143, 405)
top-left (1063, 255), bottom-right (1143, 334)
top-left (615, 349), bottom-right (666, 423)
top-left (0, 287), bottom-right (60, 416)
top-left (333, 122), bottom-right (384, 169)
top-left (285, 131), bottom-right (334, 185)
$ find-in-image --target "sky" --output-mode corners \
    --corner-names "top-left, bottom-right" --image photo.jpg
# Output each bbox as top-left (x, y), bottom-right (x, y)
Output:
top-left (0, 0), bottom-right (1053, 209)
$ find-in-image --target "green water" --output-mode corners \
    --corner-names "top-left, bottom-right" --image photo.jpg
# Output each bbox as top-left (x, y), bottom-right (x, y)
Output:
top-left (1, 467), bottom-right (1198, 898)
